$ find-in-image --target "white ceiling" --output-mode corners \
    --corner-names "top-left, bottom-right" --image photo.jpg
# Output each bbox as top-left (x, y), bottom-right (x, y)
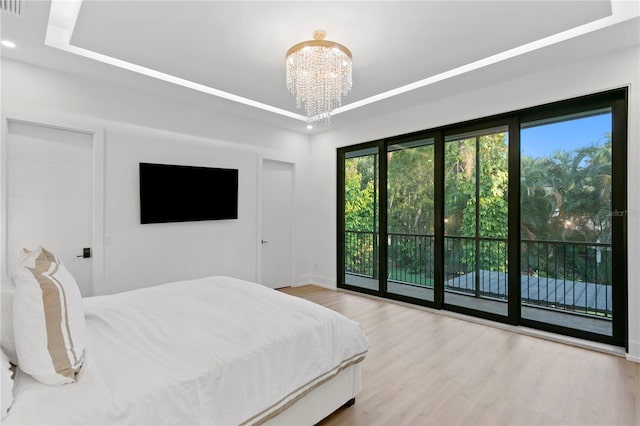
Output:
top-left (1, 1), bottom-right (638, 133)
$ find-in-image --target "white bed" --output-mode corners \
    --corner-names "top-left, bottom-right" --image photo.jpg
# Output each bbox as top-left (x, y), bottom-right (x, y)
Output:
top-left (4, 276), bottom-right (368, 425)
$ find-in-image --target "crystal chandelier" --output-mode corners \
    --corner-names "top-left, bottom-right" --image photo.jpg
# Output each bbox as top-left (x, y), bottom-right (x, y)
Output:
top-left (285, 30), bottom-right (352, 125)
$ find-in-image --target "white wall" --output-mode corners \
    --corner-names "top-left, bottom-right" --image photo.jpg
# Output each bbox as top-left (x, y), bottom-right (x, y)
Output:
top-left (1, 58), bottom-right (312, 295)
top-left (308, 46), bottom-right (640, 358)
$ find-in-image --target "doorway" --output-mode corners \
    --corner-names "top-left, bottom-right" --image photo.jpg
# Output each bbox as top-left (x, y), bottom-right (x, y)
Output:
top-left (260, 159), bottom-right (294, 289)
top-left (2, 118), bottom-right (103, 296)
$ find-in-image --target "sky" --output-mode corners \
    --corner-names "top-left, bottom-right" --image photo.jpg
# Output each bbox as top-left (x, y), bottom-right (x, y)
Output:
top-left (520, 111), bottom-right (612, 159)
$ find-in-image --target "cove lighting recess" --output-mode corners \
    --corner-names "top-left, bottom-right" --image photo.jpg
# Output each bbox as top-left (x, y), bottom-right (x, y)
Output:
top-left (45, 1), bottom-right (638, 124)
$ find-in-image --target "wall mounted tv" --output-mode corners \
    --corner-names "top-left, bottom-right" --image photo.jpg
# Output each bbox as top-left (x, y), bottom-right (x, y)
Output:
top-left (139, 162), bottom-right (238, 224)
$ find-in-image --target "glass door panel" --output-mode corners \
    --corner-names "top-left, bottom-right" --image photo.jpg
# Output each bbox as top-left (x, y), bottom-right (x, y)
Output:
top-left (520, 109), bottom-right (613, 336)
top-left (386, 138), bottom-right (435, 301)
top-left (342, 147), bottom-right (380, 292)
top-left (444, 127), bottom-right (509, 316)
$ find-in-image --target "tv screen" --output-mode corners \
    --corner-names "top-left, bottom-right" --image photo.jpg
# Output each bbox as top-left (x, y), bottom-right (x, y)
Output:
top-left (139, 163), bottom-right (238, 224)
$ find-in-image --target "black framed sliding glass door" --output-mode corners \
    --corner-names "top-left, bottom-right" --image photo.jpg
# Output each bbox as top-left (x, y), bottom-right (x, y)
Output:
top-left (337, 88), bottom-right (627, 346)
top-left (386, 137), bottom-right (436, 302)
top-left (518, 100), bottom-right (626, 342)
top-left (339, 144), bottom-right (381, 293)
top-left (338, 136), bottom-right (438, 305)
top-left (443, 125), bottom-right (510, 318)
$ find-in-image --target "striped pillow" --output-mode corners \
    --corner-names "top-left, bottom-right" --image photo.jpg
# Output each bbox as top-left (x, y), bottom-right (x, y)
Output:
top-left (13, 247), bottom-right (86, 385)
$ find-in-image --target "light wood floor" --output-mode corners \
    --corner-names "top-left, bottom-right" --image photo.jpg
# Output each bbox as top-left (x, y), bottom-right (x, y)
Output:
top-left (279, 285), bottom-right (640, 426)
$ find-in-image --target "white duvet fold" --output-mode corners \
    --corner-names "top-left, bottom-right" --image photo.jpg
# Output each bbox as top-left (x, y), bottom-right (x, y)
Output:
top-left (5, 276), bottom-right (368, 425)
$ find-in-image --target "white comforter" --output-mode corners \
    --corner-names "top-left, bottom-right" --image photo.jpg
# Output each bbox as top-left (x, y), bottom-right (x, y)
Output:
top-left (5, 276), bottom-right (368, 425)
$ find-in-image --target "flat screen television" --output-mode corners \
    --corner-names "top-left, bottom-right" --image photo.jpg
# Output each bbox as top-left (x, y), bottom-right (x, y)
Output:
top-left (139, 162), bottom-right (238, 224)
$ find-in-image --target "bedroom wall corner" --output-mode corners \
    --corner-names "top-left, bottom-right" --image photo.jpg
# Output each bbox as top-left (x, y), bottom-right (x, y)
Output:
top-left (625, 59), bottom-right (640, 362)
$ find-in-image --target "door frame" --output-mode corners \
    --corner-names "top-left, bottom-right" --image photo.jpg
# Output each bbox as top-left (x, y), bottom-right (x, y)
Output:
top-left (0, 112), bottom-right (105, 295)
top-left (256, 155), bottom-right (295, 287)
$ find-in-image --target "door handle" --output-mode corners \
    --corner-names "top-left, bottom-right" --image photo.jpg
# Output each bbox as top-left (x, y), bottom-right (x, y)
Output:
top-left (76, 247), bottom-right (91, 258)
top-left (261, 240), bottom-right (269, 244)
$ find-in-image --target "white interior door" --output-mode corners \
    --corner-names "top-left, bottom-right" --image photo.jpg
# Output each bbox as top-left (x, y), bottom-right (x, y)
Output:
top-left (6, 121), bottom-right (93, 296)
top-left (261, 160), bottom-right (293, 289)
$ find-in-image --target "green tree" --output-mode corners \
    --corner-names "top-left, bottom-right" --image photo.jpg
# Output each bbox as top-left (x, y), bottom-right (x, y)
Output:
top-left (520, 134), bottom-right (612, 283)
top-left (344, 159), bottom-right (374, 232)
top-left (387, 144), bottom-right (436, 276)
top-left (521, 136), bottom-right (611, 243)
top-left (344, 157), bottom-right (376, 275)
top-left (445, 134), bottom-right (509, 273)
top-left (388, 145), bottom-right (435, 235)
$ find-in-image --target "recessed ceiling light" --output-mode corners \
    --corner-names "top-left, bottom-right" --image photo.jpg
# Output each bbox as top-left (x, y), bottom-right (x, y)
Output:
top-left (1, 40), bottom-right (16, 48)
top-left (306, 124), bottom-right (313, 130)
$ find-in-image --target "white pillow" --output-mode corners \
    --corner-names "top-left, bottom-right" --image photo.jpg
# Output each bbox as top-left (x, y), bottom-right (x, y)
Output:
top-left (1, 350), bottom-right (13, 419)
top-left (2, 247), bottom-right (41, 365)
top-left (0, 287), bottom-right (17, 364)
top-left (13, 247), bottom-right (86, 385)
top-left (10, 247), bottom-right (42, 281)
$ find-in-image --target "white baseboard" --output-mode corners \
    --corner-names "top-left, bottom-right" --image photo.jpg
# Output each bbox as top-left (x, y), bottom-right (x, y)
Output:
top-left (308, 281), bottom-right (336, 290)
top-left (627, 354), bottom-right (640, 363)
top-left (627, 341), bottom-right (640, 363)
top-left (291, 275), bottom-right (337, 290)
top-left (310, 275), bottom-right (336, 289)
top-left (292, 276), bottom-right (313, 287)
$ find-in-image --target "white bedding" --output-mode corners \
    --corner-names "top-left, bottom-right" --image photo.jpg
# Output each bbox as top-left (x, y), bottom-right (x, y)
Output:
top-left (5, 276), bottom-right (368, 425)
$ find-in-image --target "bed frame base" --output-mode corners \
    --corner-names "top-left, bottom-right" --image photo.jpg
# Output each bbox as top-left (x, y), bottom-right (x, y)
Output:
top-left (264, 363), bottom-right (362, 425)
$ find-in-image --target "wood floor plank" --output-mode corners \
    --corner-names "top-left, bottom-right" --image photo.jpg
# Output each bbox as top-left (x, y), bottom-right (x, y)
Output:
top-left (279, 285), bottom-right (640, 426)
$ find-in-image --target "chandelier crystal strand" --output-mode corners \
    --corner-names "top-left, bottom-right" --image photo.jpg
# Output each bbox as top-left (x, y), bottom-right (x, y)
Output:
top-left (286, 30), bottom-right (352, 125)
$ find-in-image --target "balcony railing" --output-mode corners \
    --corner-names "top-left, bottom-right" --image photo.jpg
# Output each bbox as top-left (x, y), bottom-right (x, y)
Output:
top-left (344, 230), bottom-right (612, 318)
top-left (444, 235), bottom-right (508, 300)
top-left (521, 239), bottom-right (612, 318)
top-left (344, 230), bottom-right (376, 277)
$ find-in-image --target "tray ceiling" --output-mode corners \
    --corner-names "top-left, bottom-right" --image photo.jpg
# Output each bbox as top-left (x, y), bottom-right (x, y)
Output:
top-left (1, 1), bottom-right (638, 132)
